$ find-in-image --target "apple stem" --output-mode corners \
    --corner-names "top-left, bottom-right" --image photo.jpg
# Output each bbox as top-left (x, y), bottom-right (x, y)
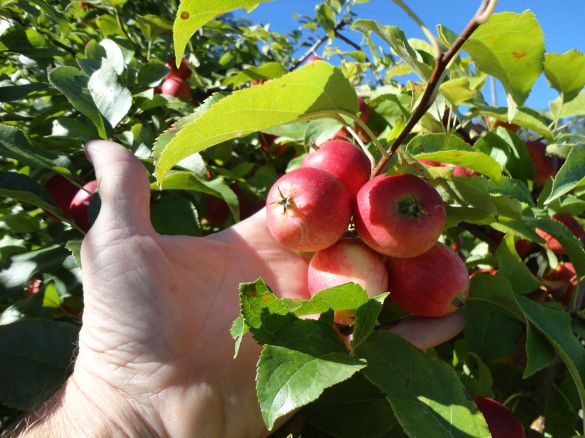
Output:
top-left (451, 295), bottom-right (466, 308)
top-left (336, 110), bottom-right (387, 160)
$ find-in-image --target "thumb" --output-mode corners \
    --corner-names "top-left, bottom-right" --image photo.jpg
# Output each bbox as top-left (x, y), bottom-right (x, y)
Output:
top-left (84, 140), bottom-right (153, 234)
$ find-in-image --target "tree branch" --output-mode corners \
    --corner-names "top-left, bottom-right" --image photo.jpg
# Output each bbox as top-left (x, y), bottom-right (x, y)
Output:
top-left (292, 19), bottom-right (348, 69)
top-left (334, 30), bottom-right (383, 85)
top-left (114, 9), bottom-right (148, 63)
top-left (371, 0), bottom-right (496, 178)
top-left (0, 115), bottom-right (35, 122)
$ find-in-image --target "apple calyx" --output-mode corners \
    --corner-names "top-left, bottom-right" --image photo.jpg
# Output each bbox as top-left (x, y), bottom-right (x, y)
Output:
top-left (395, 195), bottom-right (429, 220)
top-left (271, 187), bottom-right (296, 215)
top-left (451, 295), bottom-right (466, 308)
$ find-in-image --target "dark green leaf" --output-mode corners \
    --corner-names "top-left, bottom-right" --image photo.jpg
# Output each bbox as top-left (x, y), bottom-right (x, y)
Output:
top-left (48, 67), bottom-right (107, 139)
top-left (239, 278), bottom-right (298, 345)
top-left (546, 145), bottom-right (585, 204)
top-left (0, 319), bottom-right (79, 409)
top-left (496, 234), bottom-right (541, 295)
top-left (257, 319), bottom-right (366, 430)
top-left (150, 195), bottom-right (201, 237)
top-left (0, 244), bottom-right (69, 300)
top-left (136, 14), bottom-right (173, 41)
top-left (137, 60), bottom-right (170, 87)
top-left (302, 373), bottom-right (398, 438)
top-left (0, 124), bottom-right (75, 176)
top-left (0, 172), bottom-right (61, 218)
top-left (467, 273), bottom-right (525, 321)
top-left (352, 293), bottom-right (388, 349)
top-left (0, 82), bottom-right (51, 102)
top-left (354, 331), bottom-right (490, 438)
top-left (462, 301), bottom-right (524, 362)
top-left (524, 325), bottom-right (556, 378)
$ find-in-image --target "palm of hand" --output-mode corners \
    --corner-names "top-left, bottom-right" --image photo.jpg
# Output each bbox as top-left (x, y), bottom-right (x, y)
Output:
top-left (73, 141), bottom-right (464, 438)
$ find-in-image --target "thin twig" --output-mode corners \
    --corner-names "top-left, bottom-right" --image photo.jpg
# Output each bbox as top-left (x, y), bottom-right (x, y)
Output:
top-left (371, 0), bottom-right (497, 178)
top-left (334, 30), bottom-right (383, 85)
top-left (490, 76), bottom-right (497, 106)
top-left (0, 115), bottom-right (35, 122)
top-left (292, 19), bottom-right (348, 69)
top-left (114, 9), bottom-right (148, 63)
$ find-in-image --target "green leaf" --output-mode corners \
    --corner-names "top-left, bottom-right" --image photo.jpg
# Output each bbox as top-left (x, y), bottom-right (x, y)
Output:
top-left (352, 293), bottom-right (388, 350)
top-left (516, 296), bottom-right (585, 415)
top-left (257, 319), bottom-right (366, 430)
top-left (406, 134), bottom-right (502, 181)
top-left (230, 315), bottom-right (248, 358)
top-left (315, 3), bottom-right (335, 41)
top-left (27, 0), bottom-right (68, 34)
top-left (462, 10), bottom-right (545, 120)
top-left (152, 171), bottom-right (240, 222)
top-left (150, 195), bottom-right (201, 237)
top-left (437, 24), bottom-right (458, 48)
top-left (439, 78), bottom-right (473, 106)
top-left (475, 129), bottom-right (535, 185)
top-left (546, 145), bottom-right (585, 204)
top-left (0, 82), bottom-right (51, 102)
top-left (467, 273), bottom-right (525, 322)
top-left (231, 62), bottom-right (289, 88)
top-left (173, 0), bottom-right (273, 63)
top-left (467, 352), bottom-right (494, 399)
top-left (88, 59), bottom-right (132, 130)
top-left (302, 373), bottom-right (398, 438)
top-left (49, 118), bottom-right (95, 140)
top-left (386, 113), bottom-right (405, 142)
top-left (136, 14), bottom-right (173, 41)
top-left (462, 301), bottom-right (525, 362)
top-left (137, 60), bottom-right (170, 87)
top-left (496, 234), bottom-right (541, 295)
top-left (0, 124), bottom-right (75, 176)
top-left (551, 90), bottom-right (585, 118)
top-left (470, 105), bottom-right (552, 141)
top-left (0, 172), bottom-right (62, 218)
top-left (354, 331), bottom-right (491, 438)
top-left (0, 244), bottom-right (70, 300)
top-left (0, 28), bottom-right (62, 57)
top-left (544, 50), bottom-right (585, 103)
top-left (490, 221), bottom-right (544, 244)
top-left (305, 118), bottom-right (344, 146)
top-left (352, 20), bottom-right (433, 81)
top-left (65, 240), bottom-right (82, 269)
top-left (48, 66), bottom-right (107, 139)
top-left (282, 283), bottom-right (369, 317)
top-left (0, 319), bottom-right (79, 409)
top-left (524, 324), bottom-right (556, 378)
top-left (532, 218), bottom-right (583, 247)
top-left (239, 278), bottom-right (298, 345)
top-left (154, 62), bottom-right (358, 182)
top-left (488, 177), bottom-right (533, 205)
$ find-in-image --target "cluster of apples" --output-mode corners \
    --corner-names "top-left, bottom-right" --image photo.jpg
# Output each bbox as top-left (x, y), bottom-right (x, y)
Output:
top-left (265, 138), bottom-right (470, 324)
top-left (158, 57), bottom-right (192, 101)
top-left (43, 175), bottom-right (97, 232)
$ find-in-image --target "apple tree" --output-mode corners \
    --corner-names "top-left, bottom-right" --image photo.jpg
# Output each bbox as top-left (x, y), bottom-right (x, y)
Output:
top-left (1, 0), bottom-right (585, 436)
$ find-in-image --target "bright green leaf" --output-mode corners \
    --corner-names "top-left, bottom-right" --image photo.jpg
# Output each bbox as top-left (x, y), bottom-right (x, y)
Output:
top-left (546, 145), bottom-right (585, 204)
top-left (544, 50), bottom-right (585, 103)
top-left (352, 293), bottom-right (388, 349)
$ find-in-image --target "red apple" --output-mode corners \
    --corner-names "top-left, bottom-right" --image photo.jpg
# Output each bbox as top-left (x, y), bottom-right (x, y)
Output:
top-left (473, 396), bottom-right (526, 438)
top-left (79, 2), bottom-right (95, 9)
top-left (489, 229), bottom-right (535, 257)
top-left (70, 180), bottom-right (97, 232)
top-left (26, 279), bottom-right (41, 296)
top-left (161, 76), bottom-right (191, 99)
top-left (205, 195), bottom-right (230, 226)
top-left (308, 238), bottom-right (388, 297)
top-left (305, 55), bottom-right (323, 64)
top-left (418, 159), bottom-right (441, 167)
top-left (442, 162), bottom-right (480, 177)
top-left (241, 200), bottom-right (265, 220)
top-left (525, 141), bottom-right (558, 186)
top-left (470, 268), bottom-right (497, 278)
top-left (354, 174), bottom-right (446, 258)
top-left (165, 57), bottom-right (191, 80)
top-left (544, 262), bottom-right (577, 304)
top-left (250, 79), bottom-right (268, 86)
top-left (385, 241), bottom-right (469, 317)
top-left (487, 117), bottom-right (520, 133)
top-left (309, 238), bottom-right (388, 326)
top-left (301, 139), bottom-right (371, 206)
top-left (535, 214), bottom-right (585, 254)
top-left (260, 133), bottom-right (286, 155)
top-left (265, 168), bottom-right (351, 252)
top-left (44, 175), bottom-right (80, 220)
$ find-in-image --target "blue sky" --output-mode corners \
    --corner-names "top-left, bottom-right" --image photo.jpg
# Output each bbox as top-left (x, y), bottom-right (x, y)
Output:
top-left (232, 0), bottom-right (585, 112)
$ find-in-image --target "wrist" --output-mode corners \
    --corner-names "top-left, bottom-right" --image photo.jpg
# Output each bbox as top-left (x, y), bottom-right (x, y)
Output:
top-left (17, 370), bottom-right (161, 438)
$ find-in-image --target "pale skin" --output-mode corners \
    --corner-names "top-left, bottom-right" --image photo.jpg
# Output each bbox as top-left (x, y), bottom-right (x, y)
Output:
top-left (19, 140), bottom-right (465, 438)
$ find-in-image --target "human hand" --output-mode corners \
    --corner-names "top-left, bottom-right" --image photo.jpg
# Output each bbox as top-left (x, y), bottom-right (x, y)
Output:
top-left (24, 140), bottom-right (465, 437)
